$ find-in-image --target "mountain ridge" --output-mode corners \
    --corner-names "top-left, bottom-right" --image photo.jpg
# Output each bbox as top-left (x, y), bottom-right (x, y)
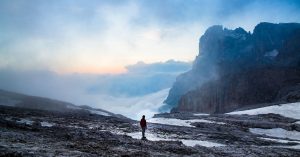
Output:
top-left (164, 22), bottom-right (300, 113)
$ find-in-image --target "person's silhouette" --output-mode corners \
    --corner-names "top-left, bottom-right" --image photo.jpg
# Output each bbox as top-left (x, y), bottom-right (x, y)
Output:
top-left (140, 115), bottom-right (147, 139)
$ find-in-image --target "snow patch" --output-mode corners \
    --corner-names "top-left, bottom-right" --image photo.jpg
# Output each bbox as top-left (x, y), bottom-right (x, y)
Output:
top-left (250, 128), bottom-right (300, 141)
top-left (181, 139), bottom-right (225, 147)
top-left (148, 118), bottom-right (225, 127)
top-left (228, 102), bottom-right (300, 120)
top-left (193, 113), bottom-right (210, 116)
top-left (88, 109), bottom-right (111, 116)
top-left (41, 121), bottom-right (54, 127)
top-left (127, 132), bottom-right (169, 141)
top-left (259, 137), bottom-right (300, 144)
top-left (16, 118), bottom-right (33, 125)
top-left (15, 119), bottom-right (54, 127)
top-left (280, 145), bottom-right (300, 149)
top-left (127, 132), bottom-right (225, 147)
top-left (260, 137), bottom-right (300, 150)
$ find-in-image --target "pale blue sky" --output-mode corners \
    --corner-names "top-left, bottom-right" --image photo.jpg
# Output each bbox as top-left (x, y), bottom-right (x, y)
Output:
top-left (1, 0), bottom-right (300, 73)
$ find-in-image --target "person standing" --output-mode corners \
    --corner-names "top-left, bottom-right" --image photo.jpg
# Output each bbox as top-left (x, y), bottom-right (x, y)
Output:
top-left (140, 115), bottom-right (147, 139)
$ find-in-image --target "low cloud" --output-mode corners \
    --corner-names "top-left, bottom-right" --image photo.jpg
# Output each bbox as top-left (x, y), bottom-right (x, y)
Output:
top-left (126, 60), bottom-right (191, 74)
top-left (87, 60), bottom-right (191, 97)
top-left (0, 60), bottom-right (191, 119)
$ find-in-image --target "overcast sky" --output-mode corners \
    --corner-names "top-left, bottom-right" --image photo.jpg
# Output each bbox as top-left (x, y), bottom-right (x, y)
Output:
top-left (1, 0), bottom-right (300, 74)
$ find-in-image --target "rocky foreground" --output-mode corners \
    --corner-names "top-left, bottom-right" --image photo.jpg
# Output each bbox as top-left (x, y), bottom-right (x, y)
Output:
top-left (1, 105), bottom-right (300, 157)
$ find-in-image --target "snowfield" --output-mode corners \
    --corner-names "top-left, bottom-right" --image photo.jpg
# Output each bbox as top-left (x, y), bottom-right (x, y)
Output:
top-left (148, 117), bottom-right (225, 127)
top-left (40, 121), bottom-right (54, 127)
top-left (227, 102), bottom-right (300, 119)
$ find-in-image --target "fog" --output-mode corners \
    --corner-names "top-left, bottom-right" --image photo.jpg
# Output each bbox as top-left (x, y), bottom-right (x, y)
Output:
top-left (0, 60), bottom-right (191, 119)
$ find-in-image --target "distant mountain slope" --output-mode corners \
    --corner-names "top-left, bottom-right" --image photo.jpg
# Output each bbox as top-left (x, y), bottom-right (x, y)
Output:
top-left (164, 22), bottom-right (300, 113)
top-left (0, 89), bottom-right (127, 119)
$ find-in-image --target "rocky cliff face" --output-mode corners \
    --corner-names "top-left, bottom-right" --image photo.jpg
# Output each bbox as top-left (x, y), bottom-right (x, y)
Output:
top-left (164, 22), bottom-right (300, 113)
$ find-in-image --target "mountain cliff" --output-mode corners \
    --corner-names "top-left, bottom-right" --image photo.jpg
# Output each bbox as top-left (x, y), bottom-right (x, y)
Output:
top-left (164, 22), bottom-right (300, 113)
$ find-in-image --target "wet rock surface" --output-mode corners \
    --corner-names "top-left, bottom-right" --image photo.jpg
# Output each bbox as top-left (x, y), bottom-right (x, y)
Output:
top-left (1, 105), bottom-right (300, 156)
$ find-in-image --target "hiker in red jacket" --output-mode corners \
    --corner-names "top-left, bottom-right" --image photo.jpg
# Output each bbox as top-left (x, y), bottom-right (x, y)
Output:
top-left (140, 115), bottom-right (147, 139)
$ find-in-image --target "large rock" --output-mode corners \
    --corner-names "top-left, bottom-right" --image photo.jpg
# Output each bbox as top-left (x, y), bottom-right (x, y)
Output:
top-left (164, 22), bottom-right (300, 113)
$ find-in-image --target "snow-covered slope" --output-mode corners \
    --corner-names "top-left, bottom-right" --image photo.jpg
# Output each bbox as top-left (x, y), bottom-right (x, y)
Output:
top-left (226, 102), bottom-right (300, 150)
top-left (227, 102), bottom-right (300, 120)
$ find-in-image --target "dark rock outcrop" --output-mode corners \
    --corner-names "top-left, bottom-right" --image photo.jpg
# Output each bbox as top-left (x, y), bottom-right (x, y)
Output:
top-left (164, 22), bottom-right (300, 113)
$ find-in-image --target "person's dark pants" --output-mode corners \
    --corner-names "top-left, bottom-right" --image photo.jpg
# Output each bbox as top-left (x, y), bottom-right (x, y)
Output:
top-left (142, 127), bottom-right (146, 138)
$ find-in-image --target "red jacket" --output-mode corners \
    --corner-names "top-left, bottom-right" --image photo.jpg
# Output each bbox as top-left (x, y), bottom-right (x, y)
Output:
top-left (140, 118), bottom-right (147, 128)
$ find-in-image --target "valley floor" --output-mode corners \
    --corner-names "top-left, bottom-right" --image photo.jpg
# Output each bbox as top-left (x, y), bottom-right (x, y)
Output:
top-left (1, 105), bottom-right (300, 156)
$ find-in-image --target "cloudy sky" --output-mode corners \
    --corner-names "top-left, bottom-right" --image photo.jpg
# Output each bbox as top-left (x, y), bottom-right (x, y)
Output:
top-left (1, 0), bottom-right (300, 74)
top-left (1, 0), bottom-right (300, 119)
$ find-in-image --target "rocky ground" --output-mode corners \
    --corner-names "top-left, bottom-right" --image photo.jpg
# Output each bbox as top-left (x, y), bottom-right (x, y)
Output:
top-left (1, 105), bottom-right (300, 156)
